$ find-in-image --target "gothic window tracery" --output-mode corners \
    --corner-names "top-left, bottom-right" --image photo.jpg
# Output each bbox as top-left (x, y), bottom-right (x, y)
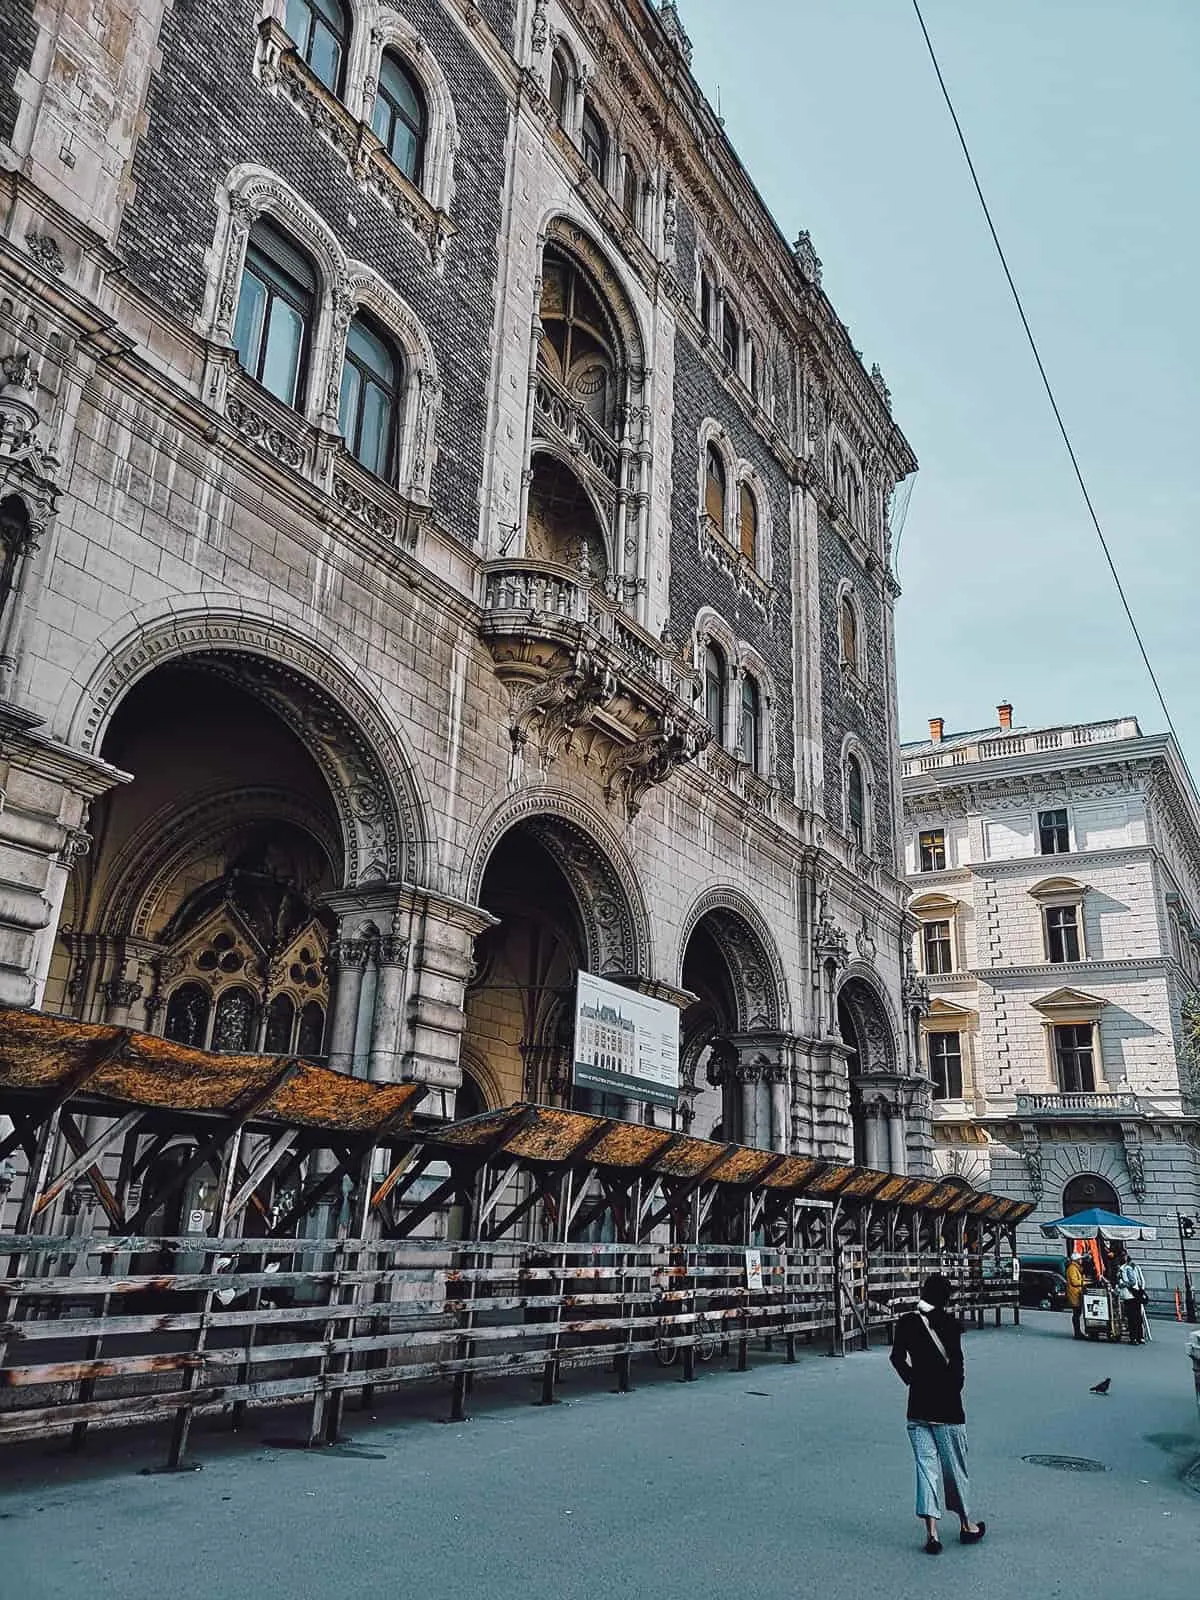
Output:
top-left (538, 253), bottom-right (618, 435)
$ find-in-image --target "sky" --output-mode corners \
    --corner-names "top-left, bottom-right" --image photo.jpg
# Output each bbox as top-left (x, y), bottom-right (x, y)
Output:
top-left (679, 0), bottom-right (1199, 761)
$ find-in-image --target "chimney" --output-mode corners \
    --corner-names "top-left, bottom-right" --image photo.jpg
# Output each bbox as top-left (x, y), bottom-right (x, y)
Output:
top-left (929, 717), bottom-right (944, 744)
top-left (997, 702), bottom-right (1013, 730)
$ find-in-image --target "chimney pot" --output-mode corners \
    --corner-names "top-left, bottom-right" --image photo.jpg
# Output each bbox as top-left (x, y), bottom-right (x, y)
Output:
top-left (997, 702), bottom-right (1013, 730)
top-left (929, 717), bottom-right (944, 744)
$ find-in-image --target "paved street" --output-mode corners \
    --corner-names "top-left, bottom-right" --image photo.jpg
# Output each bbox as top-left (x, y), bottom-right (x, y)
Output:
top-left (1, 1312), bottom-right (1197, 1600)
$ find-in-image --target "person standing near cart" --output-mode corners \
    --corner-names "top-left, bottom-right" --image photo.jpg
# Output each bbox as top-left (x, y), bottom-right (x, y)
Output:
top-left (1066, 1253), bottom-right (1088, 1340)
top-left (1113, 1245), bottom-right (1147, 1344)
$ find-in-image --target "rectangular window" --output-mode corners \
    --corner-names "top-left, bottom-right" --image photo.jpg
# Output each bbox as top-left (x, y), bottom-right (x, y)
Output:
top-left (919, 829), bottom-right (946, 872)
top-left (1053, 1024), bottom-right (1096, 1092)
top-left (1045, 904), bottom-right (1082, 963)
top-left (922, 920), bottom-right (953, 975)
top-left (1039, 808), bottom-right (1070, 855)
top-left (928, 1032), bottom-right (963, 1100)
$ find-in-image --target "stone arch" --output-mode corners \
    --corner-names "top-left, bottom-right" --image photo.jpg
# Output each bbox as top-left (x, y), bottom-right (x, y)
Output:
top-left (458, 1043), bottom-right (506, 1113)
top-left (677, 888), bottom-right (789, 1032)
top-left (836, 968), bottom-right (900, 1076)
top-left (525, 444), bottom-right (613, 577)
top-left (67, 608), bottom-right (431, 887)
top-left (541, 215), bottom-right (646, 373)
top-left (465, 789), bottom-right (651, 979)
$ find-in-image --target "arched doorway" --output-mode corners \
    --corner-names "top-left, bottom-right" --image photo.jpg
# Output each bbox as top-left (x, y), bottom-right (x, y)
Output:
top-left (1062, 1173), bottom-right (1120, 1217)
top-left (462, 807), bottom-right (647, 1114)
top-left (838, 975), bottom-right (901, 1168)
top-left (678, 899), bottom-right (787, 1150)
top-left (49, 660), bottom-right (343, 1055)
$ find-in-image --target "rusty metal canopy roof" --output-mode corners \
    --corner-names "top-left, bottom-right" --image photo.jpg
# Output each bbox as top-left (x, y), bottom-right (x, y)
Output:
top-left (0, 1007), bottom-right (425, 1134)
top-left (428, 1102), bottom-right (1031, 1219)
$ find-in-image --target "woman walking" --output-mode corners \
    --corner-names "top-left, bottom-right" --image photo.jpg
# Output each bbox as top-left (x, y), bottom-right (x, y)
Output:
top-left (890, 1273), bottom-right (987, 1555)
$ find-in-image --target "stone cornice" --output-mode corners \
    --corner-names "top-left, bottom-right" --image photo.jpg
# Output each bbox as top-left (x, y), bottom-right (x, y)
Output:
top-left (0, 703), bottom-right (130, 800)
top-left (977, 957), bottom-right (1172, 983)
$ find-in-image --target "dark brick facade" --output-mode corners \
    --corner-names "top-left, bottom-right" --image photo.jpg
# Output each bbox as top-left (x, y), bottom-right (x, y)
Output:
top-left (817, 508), bottom-right (895, 866)
top-left (117, 0), bottom-right (514, 545)
top-left (0, 0), bottom-right (37, 147)
top-left (668, 331), bottom-right (796, 792)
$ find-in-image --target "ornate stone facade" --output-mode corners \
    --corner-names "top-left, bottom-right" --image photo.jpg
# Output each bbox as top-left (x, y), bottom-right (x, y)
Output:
top-left (0, 0), bottom-right (924, 1171)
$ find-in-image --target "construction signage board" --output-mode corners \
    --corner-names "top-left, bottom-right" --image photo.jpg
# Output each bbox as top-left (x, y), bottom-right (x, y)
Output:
top-left (573, 971), bottom-right (679, 1108)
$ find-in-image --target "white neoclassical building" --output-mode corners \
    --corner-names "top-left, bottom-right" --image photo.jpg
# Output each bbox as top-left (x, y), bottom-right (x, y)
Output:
top-left (902, 706), bottom-right (1200, 1295)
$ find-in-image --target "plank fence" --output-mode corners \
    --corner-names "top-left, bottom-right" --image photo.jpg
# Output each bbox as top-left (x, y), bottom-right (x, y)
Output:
top-left (0, 1231), bottom-right (1018, 1468)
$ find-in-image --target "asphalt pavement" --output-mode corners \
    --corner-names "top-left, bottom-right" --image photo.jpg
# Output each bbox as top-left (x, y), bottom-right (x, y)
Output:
top-left (1, 1311), bottom-right (1197, 1600)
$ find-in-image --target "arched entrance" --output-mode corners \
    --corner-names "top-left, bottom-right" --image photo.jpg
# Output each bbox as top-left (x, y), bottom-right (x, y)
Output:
top-left (1062, 1173), bottom-right (1120, 1217)
top-left (462, 805), bottom-right (648, 1113)
top-left (49, 658), bottom-right (353, 1055)
top-left (837, 974), bottom-right (902, 1168)
top-left (678, 896), bottom-right (788, 1151)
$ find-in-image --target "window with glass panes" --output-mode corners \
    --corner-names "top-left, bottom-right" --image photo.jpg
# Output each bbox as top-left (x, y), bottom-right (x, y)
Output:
top-left (581, 103), bottom-right (608, 181)
top-left (704, 444), bottom-right (726, 532)
top-left (704, 644), bottom-right (725, 740)
top-left (919, 829), bottom-right (946, 872)
top-left (721, 304), bottom-right (740, 368)
top-left (1045, 903), bottom-right (1082, 963)
top-left (233, 221), bottom-right (316, 409)
top-left (284, 0), bottom-right (349, 95)
top-left (739, 675), bottom-right (760, 769)
top-left (339, 315), bottom-right (402, 481)
top-left (928, 1032), bottom-right (963, 1099)
top-left (372, 53), bottom-right (426, 184)
top-left (922, 919), bottom-right (953, 975)
top-left (1039, 808), bottom-right (1070, 854)
top-left (847, 758), bottom-right (866, 848)
top-left (1053, 1023), bottom-right (1096, 1091)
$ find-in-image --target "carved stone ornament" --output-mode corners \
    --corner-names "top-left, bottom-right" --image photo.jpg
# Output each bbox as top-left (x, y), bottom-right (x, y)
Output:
top-left (103, 978), bottom-right (143, 1010)
top-left (375, 936), bottom-right (409, 968)
top-left (658, 3), bottom-right (694, 65)
top-left (869, 363), bottom-right (892, 412)
top-left (663, 174), bottom-right (678, 247)
top-left (508, 650), bottom-right (617, 759)
top-left (26, 231), bottom-right (65, 276)
top-left (604, 716), bottom-right (711, 818)
top-left (330, 937), bottom-right (370, 969)
top-left (792, 230), bottom-right (823, 289)
top-left (530, 0), bottom-right (549, 55)
top-left (1020, 1125), bottom-right (1044, 1204)
top-left (856, 917), bottom-right (877, 965)
top-left (225, 394), bottom-right (308, 470)
top-left (1120, 1125), bottom-right (1147, 1201)
top-left (56, 826), bottom-right (91, 869)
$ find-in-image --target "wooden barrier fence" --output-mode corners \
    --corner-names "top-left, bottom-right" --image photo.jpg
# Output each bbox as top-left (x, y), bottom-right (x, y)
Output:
top-left (0, 1230), bottom-right (1018, 1468)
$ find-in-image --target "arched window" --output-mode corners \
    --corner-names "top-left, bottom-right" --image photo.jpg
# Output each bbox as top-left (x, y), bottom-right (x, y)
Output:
top-left (739, 674), bottom-right (761, 770)
top-left (699, 271), bottom-right (713, 335)
top-left (212, 986), bottom-right (260, 1054)
top-left (164, 983), bottom-right (211, 1049)
top-left (840, 594), bottom-right (859, 670)
top-left (372, 52), bottom-right (427, 184)
top-left (704, 643), bottom-right (726, 740)
top-left (721, 302), bottom-right (740, 369)
top-left (748, 342), bottom-right (759, 399)
top-left (233, 219), bottom-right (316, 410)
top-left (284, 0), bottom-right (350, 95)
top-left (1062, 1173), bottom-right (1120, 1217)
top-left (738, 481), bottom-right (758, 563)
top-left (0, 495), bottom-right (31, 617)
top-left (297, 1000), bottom-right (326, 1058)
top-left (264, 993), bottom-right (296, 1054)
top-left (704, 443), bottom-right (726, 532)
top-left (581, 101), bottom-right (608, 182)
top-left (339, 313), bottom-right (403, 481)
top-left (538, 250), bottom-right (617, 436)
top-left (622, 155), bottom-right (642, 226)
top-left (847, 756), bottom-right (867, 849)
top-left (549, 48), bottom-right (571, 124)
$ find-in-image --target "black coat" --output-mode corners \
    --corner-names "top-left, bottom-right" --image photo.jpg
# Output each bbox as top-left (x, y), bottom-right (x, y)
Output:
top-left (889, 1309), bottom-right (966, 1424)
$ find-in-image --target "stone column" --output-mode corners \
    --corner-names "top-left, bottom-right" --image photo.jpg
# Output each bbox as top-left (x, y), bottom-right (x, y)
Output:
top-left (761, 1063), bottom-right (787, 1154)
top-left (102, 977), bottom-right (143, 1027)
top-left (862, 1100), bottom-right (887, 1170)
top-left (368, 936), bottom-right (411, 1084)
top-left (735, 1061), bottom-right (762, 1148)
top-left (886, 1101), bottom-right (907, 1175)
top-left (326, 938), bottom-right (369, 1075)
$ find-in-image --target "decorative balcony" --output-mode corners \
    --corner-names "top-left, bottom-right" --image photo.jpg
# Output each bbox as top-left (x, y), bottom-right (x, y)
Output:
top-left (1014, 1092), bottom-right (1143, 1119)
top-left (479, 559), bottom-right (709, 815)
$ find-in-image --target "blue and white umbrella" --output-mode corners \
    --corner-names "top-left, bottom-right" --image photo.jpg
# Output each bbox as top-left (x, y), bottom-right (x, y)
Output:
top-left (1040, 1206), bottom-right (1157, 1242)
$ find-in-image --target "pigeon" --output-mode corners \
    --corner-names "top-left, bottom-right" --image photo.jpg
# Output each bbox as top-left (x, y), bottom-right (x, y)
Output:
top-left (1090, 1378), bottom-right (1111, 1395)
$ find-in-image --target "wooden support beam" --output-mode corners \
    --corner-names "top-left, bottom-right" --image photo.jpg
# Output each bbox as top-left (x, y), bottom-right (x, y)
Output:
top-left (225, 1131), bottom-right (299, 1224)
top-left (33, 1112), bottom-right (142, 1218)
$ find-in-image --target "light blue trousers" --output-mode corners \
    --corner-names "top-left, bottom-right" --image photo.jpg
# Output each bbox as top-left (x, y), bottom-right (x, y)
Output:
top-left (907, 1422), bottom-right (971, 1523)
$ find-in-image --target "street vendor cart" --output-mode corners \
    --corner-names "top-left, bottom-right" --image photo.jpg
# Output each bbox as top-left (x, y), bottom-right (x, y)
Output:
top-left (1041, 1206), bottom-right (1157, 1344)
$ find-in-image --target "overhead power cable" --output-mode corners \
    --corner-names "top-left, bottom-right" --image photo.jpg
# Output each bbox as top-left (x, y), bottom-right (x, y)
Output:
top-left (909, 0), bottom-right (1179, 744)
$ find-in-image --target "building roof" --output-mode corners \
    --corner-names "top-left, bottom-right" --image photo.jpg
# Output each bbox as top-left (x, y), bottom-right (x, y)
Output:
top-left (901, 716), bottom-right (1143, 763)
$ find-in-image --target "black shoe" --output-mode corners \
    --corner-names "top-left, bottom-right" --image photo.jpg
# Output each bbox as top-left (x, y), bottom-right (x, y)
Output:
top-left (960, 1522), bottom-right (987, 1545)
top-left (924, 1537), bottom-right (943, 1555)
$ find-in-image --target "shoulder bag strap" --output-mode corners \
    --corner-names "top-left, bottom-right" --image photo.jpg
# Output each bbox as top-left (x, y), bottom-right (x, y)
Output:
top-left (918, 1313), bottom-right (950, 1363)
